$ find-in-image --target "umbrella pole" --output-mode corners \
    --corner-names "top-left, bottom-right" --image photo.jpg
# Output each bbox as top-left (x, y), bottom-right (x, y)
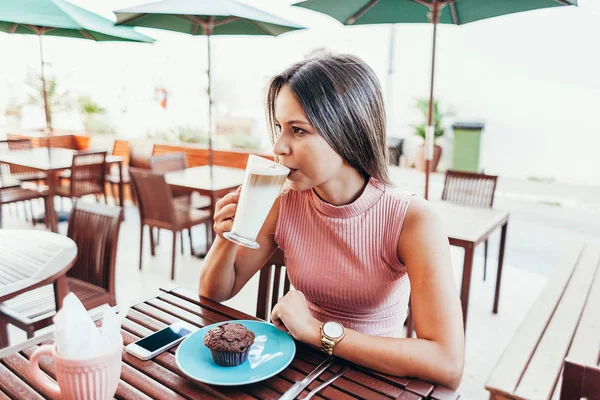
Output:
top-left (38, 34), bottom-right (52, 157)
top-left (424, 1), bottom-right (440, 200)
top-left (206, 34), bottom-right (214, 183)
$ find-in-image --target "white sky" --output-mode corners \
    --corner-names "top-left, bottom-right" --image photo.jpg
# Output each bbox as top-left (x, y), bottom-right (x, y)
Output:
top-left (1, 0), bottom-right (599, 185)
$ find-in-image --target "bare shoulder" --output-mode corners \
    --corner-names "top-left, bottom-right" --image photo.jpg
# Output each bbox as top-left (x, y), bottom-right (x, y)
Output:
top-left (403, 197), bottom-right (445, 231)
top-left (398, 197), bottom-right (448, 261)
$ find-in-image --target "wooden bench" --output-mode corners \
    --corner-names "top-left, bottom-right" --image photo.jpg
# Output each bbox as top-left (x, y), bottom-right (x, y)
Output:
top-left (485, 241), bottom-right (600, 399)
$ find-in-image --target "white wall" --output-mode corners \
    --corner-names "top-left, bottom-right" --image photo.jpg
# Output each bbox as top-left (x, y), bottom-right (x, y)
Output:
top-left (0, 0), bottom-right (598, 185)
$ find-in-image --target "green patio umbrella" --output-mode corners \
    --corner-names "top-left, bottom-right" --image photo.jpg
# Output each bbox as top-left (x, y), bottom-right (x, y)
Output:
top-left (296, 0), bottom-right (577, 199)
top-left (0, 0), bottom-right (154, 133)
top-left (114, 0), bottom-right (304, 177)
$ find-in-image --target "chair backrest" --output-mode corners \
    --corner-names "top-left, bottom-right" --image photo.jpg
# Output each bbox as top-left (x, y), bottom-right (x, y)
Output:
top-left (0, 140), bottom-right (11, 183)
top-left (150, 152), bottom-right (188, 174)
top-left (256, 249), bottom-right (290, 321)
top-left (129, 168), bottom-right (176, 227)
top-left (442, 169), bottom-right (498, 208)
top-left (0, 139), bottom-right (35, 181)
top-left (70, 150), bottom-right (107, 197)
top-left (560, 359), bottom-right (600, 400)
top-left (5, 139), bottom-right (32, 151)
top-left (112, 140), bottom-right (130, 164)
top-left (66, 202), bottom-right (123, 299)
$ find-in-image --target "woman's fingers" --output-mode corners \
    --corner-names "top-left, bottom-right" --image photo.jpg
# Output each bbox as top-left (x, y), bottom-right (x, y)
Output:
top-left (215, 192), bottom-right (240, 213)
top-left (270, 305), bottom-right (289, 333)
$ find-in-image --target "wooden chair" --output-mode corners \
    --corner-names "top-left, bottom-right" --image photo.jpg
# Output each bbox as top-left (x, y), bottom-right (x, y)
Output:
top-left (0, 202), bottom-right (123, 343)
top-left (149, 152), bottom-right (188, 174)
top-left (0, 139), bottom-right (47, 183)
top-left (148, 152), bottom-right (211, 250)
top-left (129, 169), bottom-right (211, 280)
top-left (106, 139), bottom-right (130, 206)
top-left (56, 150), bottom-right (108, 203)
top-left (256, 249), bottom-right (290, 321)
top-left (560, 359), bottom-right (600, 400)
top-left (442, 169), bottom-right (498, 281)
top-left (0, 185), bottom-right (48, 229)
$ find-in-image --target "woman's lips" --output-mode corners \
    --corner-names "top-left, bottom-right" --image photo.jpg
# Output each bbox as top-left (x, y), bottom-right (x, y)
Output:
top-left (287, 168), bottom-right (298, 178)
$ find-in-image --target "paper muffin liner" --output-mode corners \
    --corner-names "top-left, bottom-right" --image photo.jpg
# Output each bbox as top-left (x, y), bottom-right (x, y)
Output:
top-left (210, 348), bottom-right (251, 367)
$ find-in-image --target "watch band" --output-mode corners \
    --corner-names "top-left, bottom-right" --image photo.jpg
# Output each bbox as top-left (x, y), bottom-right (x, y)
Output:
top-left (320, 336), bottom-right (336, 356)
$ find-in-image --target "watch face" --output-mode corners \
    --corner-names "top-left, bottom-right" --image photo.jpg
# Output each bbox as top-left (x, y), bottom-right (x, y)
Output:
top-left (323, 322), bottom-right (344, 339)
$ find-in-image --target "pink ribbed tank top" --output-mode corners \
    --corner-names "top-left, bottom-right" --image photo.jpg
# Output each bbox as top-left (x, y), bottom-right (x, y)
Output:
top-left (274, 178), bottom-right (414, 338)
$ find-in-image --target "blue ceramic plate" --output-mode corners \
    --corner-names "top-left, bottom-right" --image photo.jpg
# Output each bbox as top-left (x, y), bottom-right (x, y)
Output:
top-left (176, 320), bottom-right (296, 386)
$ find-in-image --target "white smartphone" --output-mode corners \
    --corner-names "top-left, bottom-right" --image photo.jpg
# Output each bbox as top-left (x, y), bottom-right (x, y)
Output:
top-left (126, 321), bottom-right (198, 360)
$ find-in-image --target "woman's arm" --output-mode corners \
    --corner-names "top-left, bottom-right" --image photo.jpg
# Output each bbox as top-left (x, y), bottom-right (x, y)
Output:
top-left (271, 197), bottom-right (464, 390)
top-left (199, 193), bottom-right (281, 302)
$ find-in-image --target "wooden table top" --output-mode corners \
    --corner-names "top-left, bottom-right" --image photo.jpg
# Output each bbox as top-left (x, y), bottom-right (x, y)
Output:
top-left (165, 165), bottom-right (245, 193)
top-left (0, 287), bottom-right (459, 399)
top-left (432, 201), bottom-right (509, 246)
top-left (0, 230), bottom-right (77, 302)
top-left (0, 148), bottom-right (122, 172)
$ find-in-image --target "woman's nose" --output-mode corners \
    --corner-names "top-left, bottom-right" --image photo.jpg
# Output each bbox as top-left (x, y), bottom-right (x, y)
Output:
top-left (273, 134), bottom-right (291, 156)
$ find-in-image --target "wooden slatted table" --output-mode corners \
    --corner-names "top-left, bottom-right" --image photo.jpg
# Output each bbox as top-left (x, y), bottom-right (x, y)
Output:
top-left (0, 148), bottom-right (124, 232)
top-left (485, 241), bottom-right (600, 399)
top-left (432, 201), bottom-right (509, 332)
top-left (0, 287), bottom-right (460, 399)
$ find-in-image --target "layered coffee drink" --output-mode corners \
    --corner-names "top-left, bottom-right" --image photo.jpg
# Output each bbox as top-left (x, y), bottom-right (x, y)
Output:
top-left (223, 155), bottom-right (289, 249)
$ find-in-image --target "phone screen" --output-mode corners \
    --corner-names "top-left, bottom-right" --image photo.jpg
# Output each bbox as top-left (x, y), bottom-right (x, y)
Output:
top-left (135, 324), bottom-right (193, 352)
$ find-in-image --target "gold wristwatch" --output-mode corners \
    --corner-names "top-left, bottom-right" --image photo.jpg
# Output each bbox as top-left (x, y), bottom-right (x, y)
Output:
top-left (319, 321), bottom-right (345, 356)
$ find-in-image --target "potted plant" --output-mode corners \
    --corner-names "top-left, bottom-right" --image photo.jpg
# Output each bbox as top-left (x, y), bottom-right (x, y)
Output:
top-left (412, 98), bottom-right (452, 173)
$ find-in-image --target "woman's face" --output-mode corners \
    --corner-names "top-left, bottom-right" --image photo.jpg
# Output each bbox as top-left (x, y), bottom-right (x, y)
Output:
top-left (272, 85), bottom-right (346, 192)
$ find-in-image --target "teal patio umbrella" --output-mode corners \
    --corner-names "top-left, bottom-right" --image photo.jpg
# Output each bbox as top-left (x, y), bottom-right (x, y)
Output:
top-left (0, 0), bottom-right (154, 133)
top-left (115, 0), bottom-right (304, 176)
top-left (296, 0), bottom-right (577, 199)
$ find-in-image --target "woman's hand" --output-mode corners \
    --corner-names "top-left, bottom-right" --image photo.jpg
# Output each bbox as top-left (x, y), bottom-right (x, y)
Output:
top-left (270, 290), bottom-right (321, 344)
top-left (213, 186), bottom-right (241, 239)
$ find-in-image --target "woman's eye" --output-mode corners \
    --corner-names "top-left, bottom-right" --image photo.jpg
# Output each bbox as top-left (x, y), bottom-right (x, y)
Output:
top-left (292, 126), bottom-right (305, 135)
top-left (274, 124), bottom-right (282, 135)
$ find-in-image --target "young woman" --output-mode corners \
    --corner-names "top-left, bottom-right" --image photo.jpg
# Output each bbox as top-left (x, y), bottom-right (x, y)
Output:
top-left (199, 54), bottom-right (464, 389)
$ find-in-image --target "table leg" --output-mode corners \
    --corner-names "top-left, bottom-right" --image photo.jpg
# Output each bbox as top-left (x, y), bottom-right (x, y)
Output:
top-left (493, 222), bottom-right (508, 314)
top-left (46, 171), bottom-right (58, 233)
top-left (191, 193), bottom-right (217, 259)
top-left (53, 275), bottom-right (69, 310)
top-left (118, 162), bottom-right (124, 210)
top-left (460, 245), bottom-right (475, 333)
top-left (209, 193), bottom-right (217, 246)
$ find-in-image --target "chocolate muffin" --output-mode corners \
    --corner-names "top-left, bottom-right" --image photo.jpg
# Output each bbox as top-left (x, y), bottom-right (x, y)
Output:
top-left (203, 323), bottom-right (255, 367)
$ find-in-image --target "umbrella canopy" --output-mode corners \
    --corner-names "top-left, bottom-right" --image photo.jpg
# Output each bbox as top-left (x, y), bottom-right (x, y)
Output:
top-left (296, 0), bottom-right (577, 199)
top-left (0, 0), bottom-right (154, 131)
top-left (296, 0), bottom-right (576, 26)
top-left (115, 0), bottom-right (305, 173)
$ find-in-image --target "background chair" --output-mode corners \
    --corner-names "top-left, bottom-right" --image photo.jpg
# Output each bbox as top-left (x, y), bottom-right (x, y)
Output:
top-left (56, 150), bottom-right (108, 205)
top-left (106, 139), bottom-right (130, 206)
top-left (442, 169), bottom-right (498, 280)
top-left (1, 139), bottom-right (47, 183)
top-left (148, 152), bottom-right (211, 251)
top-left (129, 169), bottom-right (211, 280)
top-left (387, 137), bottom-right (404, 166)
top-left (0, 202), bottom-right (123, 344)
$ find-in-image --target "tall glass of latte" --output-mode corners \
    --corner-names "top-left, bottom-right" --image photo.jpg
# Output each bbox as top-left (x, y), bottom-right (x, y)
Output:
top-left (223, 155), bottom-right (289, 249)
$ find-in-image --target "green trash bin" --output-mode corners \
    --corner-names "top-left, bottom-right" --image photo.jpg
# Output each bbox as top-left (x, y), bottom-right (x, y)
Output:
top-left (452, 122), bottom-right (485, 172)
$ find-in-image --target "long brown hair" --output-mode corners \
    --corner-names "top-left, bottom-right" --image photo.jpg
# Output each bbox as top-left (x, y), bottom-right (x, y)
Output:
top-left (266, 54), bottom-right (391, 185)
